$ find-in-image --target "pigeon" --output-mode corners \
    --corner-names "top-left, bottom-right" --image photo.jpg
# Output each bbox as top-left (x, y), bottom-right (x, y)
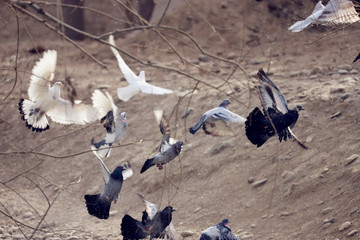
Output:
top-left (353, 52), bottom-right (360, 63)
top-left (18, 50), bottom-right (98, 132)
top-left (91, 89), bottom-right (127, 158)
top-left (199, 219), bottom-right (238, 240)
top-left (245, 69), bottom-right (305, 148)
top-left (140, 110), bottom-right (184, 174)
top-left (120, 201), bottom-right (175, 240)
top-left (289, 0), bottom-right (360, 32)
top-left (84, 154), bottom-right (133, 219)
top-left (188, 99), bottom-right (246, 136)
top-left (108, 35), bottom-right (173, 102)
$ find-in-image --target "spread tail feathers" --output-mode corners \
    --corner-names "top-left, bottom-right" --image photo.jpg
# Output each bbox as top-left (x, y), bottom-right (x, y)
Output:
top-left (140, 158), bottom-right (155, 174)
top-left (84, 194), bottom-right (111, 219)
top-left (121, 214), bottom-right (143, 239)
top-left (18, 99), bottom-right (49, 132)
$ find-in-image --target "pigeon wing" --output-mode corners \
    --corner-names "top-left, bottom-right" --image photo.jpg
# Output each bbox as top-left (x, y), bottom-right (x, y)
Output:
top-left (47, 98), bottom-right (99, 125)
top-left (109, 35), bottom-right (138, 84)
top-left (257, 69), bottom-right (289, 114)
top-left (93, 153), bottom-right (111, 184)
top-left (154, 110), bottom-right (172, 153)
top-left (28, 50), bottom-right (57, 102)
top-left (202, 120), bottom-right (235, 137)
top-left (318, 0), bottom-right (360, 24)
top-left (138, 80), bottom-right (173, 95)
top-left (137, 194), bottom-right (158, 220)
top-left (92, 90), bottom-right (115, 120)
top-left (288, 1), bottom-right (325, 32)
top-left (117, 84), bottom-right (141, 102)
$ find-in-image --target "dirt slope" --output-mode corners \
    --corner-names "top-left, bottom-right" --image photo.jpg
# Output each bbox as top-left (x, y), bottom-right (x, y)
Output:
top-left (0, 0), bottom-right (359, 239)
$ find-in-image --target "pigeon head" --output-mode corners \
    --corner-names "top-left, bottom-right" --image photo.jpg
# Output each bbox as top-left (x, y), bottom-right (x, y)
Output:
top-left (111, 166), bottom-right (125, 180)
top-left (220, 218), bottom-right (230, 227)
top-left (219, 99), bottom-right (231, 108)
top-left (174, 141), bottom-right (184, 153)
top-left (292, 105), bottom-right (304, 113)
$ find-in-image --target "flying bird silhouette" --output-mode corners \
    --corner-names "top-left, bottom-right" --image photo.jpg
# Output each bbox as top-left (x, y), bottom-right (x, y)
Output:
top-left (188, 99), bottom-right (245, 136)
top-left (245, 69), bottom-right (305, 148)
top-left (140, 110), bottom-right (184, 173)
top-left (289, 0), bottom-right (360, 32)
top-left (200, 219), bottom-right (238, 240)
top-left (91, 89), bottom-right (127, 158)
top-left (109, 35), bottom-right (173, 102)
top-left (18, 50), bottom-right (98, 132)
top-left (84, 155), bottom-right (133, 219)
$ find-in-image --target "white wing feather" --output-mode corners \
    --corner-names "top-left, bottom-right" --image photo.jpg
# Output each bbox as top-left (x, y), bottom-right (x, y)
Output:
top-left (317, 0), bottom-right (360, 24)
top-left (47, 98), bottom-right (99, 124)
top-left (28, 50), bottom-right (57, 101)
top-left (117, 84), bottom-right (141, 102)
top-left (138, 81), bottom-right (173, 95)
top-left (92, 89), bottom-right (114, 118)
top-left (289, 1), bottom-right (325, 32)
top-left (93, 152), bottom-right (111, 184)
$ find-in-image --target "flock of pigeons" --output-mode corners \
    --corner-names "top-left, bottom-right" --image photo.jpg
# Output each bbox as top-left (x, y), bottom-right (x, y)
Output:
top-left (16, 1), bottom-right (360, 238)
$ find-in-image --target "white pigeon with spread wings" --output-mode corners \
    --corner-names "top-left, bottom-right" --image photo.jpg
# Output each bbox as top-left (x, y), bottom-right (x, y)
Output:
top-left (18, 50), bottom-right (98, 132)
top-left (289, 0), bottom-right (360, 32)
top-left (91, 90), bottom-right (127, 158)
top-left (108, 35), bottom-right (173, 102)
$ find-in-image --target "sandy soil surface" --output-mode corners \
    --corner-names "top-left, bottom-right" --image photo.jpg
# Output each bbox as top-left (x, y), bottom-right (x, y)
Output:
top-left (0, 0), bottom-right (360, 239)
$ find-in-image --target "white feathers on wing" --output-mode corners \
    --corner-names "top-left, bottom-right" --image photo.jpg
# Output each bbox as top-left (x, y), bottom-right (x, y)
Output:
top-left (289, 0), bottom-right (360, 32)
top-left (108, 35), bottom-right (173, 102)
top-left (92, 89), bottom-right (117, 120)
top-left (20, 50), bottom-right (99, 131)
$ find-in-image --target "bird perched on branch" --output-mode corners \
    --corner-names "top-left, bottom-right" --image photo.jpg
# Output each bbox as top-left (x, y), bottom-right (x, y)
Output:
top-left (120, 196), bottom-right (175, 240)
top-left (289, 0), bottom-right (360, 32)
top-left (108, 35), bottom-right (173, 102)
top-left (200, 218), bottom-right (238, 240)
top-left (84, 155), bottom-right (133, 219)
top-left (91, 89), bottom-right (127, 158)
top-left (140, 110), bottom-right (184, 173)
top-left (245, 69), bottom-right (305, 148)
top-left (188, 99), bottom-right (245, 136)
top-left (18, 50), bottom-right (98, 132)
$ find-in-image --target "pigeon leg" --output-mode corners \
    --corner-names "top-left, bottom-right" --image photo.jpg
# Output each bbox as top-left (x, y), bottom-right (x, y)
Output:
top-left (156, 164), bottom-right (163, 170)
top-left (210, 123), bottom-right (216, 128)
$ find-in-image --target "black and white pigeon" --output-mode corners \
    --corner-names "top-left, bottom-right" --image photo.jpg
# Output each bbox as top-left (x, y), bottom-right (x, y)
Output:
top-left (188, 99), bottom-right (246, 136)
top-left (120, 199), bottom-right (175, 240)
top-left (84, 154), bottom-right (133, 219)
top-left (18, 50), bottom-right (98, 132)
top-left (140, 110), bottom-right (184, 174)
top-left (199, 219), bottom-right (238, 240)
top-left (109, 35), bottom-right (173, 102)
top-left (289, 0), bottom-right (360, 32)
top-left (353, 52), bottom-right (360, 63)
top-left (245, 69), bottom-right (305, 148)
top-left (91, 89), bottom-right (127, 158)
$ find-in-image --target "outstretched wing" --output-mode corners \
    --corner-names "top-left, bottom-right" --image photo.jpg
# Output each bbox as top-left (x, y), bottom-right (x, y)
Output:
top-left (318, 0), bottom-right (360, 24)
top-left (28, 50), bottom-right (57, 102)
top-left (93, 152), bottom-right (111, 184)
top-left (92, 89), bottom-right (116, 120)
top-left (257, 69), bottom-right (289, 114)
top-left (289, 1), bottom-right (325, 32)
top-left (109, 35), bottom-right (138, 84)
top-left (138, 80), bottom-right (173, 95)
top-left (154, 110), bottom-right (172, 153)
top-left (137, 194), bottom-right (158, 220)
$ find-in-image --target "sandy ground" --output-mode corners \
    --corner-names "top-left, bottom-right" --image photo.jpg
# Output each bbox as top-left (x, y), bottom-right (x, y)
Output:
top-left (0, 0), bottom-right (360, 239)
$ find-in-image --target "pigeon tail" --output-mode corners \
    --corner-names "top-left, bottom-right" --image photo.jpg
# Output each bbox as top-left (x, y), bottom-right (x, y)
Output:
top-left (189, 121), bottom-right (203, 134)
top-left (245, 107), bottom-right (272, 147)
top-left (121, 214), bottom-right (147, 239)
top-left (19, 99), bottom-right (49, 132)
top-left (91, 138), bottom-right (112, 158)
top-left (140, 158), bottom-right (155, 173)
top-left (84, 194), bottom-right (111, 219)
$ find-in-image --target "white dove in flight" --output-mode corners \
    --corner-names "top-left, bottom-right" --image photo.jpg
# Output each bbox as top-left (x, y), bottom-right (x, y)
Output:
top-left (108, 35), bottom-right (173, 102)
top-left (18, 50), bottom-right (99, 132)
top-left (289, 0), bottom-right (360, 32)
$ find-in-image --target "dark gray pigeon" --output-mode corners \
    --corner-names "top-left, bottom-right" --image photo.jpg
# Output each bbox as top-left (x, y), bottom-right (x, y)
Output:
top-left (245, 69), bottom-right (305, 148)
top-left (140, 110), bottom-right (184, 174)
top-left (200, 219), bottom-right (238, 240)
top-left (121, 203), bottom-right (175, 240)
top-left (91, 89), bottom-right (127, 158)
top-left (84, 154), bottom-right (133, 219)
top-left (189, 99), bottom-right (245, 136)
